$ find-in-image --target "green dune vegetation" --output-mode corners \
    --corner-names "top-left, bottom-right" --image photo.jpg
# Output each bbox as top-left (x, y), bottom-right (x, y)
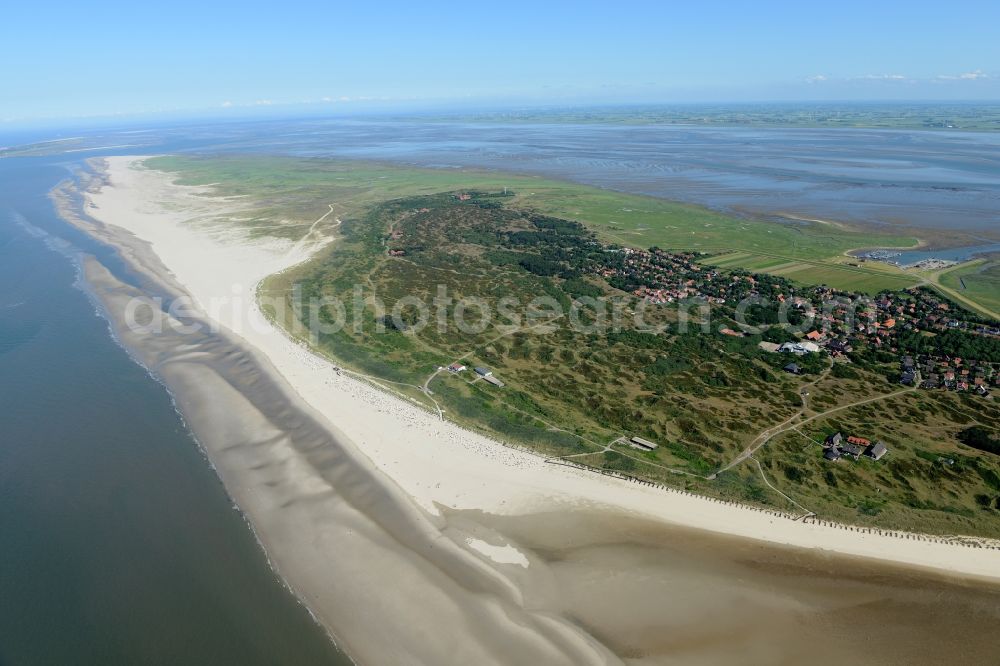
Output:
top-left (149, 155), bottom-right (1000, 538)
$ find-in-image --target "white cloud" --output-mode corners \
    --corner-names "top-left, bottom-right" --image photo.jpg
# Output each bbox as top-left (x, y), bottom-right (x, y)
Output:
top-left (221, 100), bottom-right (233, 108)
top-left (253, 99), bottom-right (273, 106)
top-left (805, 74), bottom-right (828, 83)
top-left (854, 73), bottom-right (909, 81)
top-left (937, 69), bottom-right (990, 80)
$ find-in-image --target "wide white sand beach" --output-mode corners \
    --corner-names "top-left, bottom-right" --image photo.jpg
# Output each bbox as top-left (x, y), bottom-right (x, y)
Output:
top-left (62, 155), bottom-right (1000, 665)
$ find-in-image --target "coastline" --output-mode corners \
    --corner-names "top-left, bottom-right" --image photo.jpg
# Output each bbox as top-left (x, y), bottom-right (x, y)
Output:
top-left (56, 155), bottom-right (1000, 662)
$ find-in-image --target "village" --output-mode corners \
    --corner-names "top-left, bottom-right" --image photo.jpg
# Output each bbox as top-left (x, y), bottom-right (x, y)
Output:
top-left (592, 246), bottom-right (1000, 396)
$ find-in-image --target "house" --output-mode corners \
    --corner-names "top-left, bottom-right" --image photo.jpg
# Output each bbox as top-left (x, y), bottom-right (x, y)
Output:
top-left (827, 339), bottom-right (851, 354)
top-left (784, 363), bottom-right (802, 375)
top-left (900, 370), bottom-right (916, 385)
top-left (474, 367), bottom-right (492, 377)
top-left (865, 441), bottom-right (888, 461)
top-left (483, 375), bottom-right (505, 388)
top-left (806, 330), bottom-right (823, 341)
top-left (447, 362), bottom-right (467, 373)
top-left (825, 432), bottom-right (843, 448)
top-left (824, 447), bottom-right (842, 462)
top-left (840, 442), bottom-right (864, 459)
top-left (847, 435), bottom-right (871, 447)
top-left (629, 436), bottom-right (658, 451)
top-left (779, 342), bottom-right (818, 355)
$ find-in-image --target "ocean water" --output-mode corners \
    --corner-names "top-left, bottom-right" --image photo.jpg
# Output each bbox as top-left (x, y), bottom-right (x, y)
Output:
top-left (200, 119), bottom-right (1000, 238)
top-left (0, 157), bottom-right (349, 665)
top-left (18, 118), bottom-right (1000, 240)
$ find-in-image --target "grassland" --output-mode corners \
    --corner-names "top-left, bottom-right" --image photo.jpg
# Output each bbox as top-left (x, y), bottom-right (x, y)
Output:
top-left (146, 155), bottom-right (921, 294)
top-left (148, 155), bottom-right (1000, 538)
top-left (933, 257), bottom-right (1000, 319)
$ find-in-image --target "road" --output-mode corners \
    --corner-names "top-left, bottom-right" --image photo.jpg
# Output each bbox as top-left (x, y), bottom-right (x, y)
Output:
top-left (712, 365), bottom-right (916, 477)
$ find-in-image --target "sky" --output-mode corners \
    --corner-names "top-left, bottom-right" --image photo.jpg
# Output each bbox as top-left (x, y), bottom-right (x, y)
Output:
top-left (3, 0), bottom-right (999, 124)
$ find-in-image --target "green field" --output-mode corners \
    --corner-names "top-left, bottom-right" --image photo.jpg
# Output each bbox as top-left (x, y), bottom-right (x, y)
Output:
top-left (935, 258), bottom-right (1000, 319)
top-left (707, 250), bottom-right (921, 292)
top-left (147, 155), bottom-right (920, 294)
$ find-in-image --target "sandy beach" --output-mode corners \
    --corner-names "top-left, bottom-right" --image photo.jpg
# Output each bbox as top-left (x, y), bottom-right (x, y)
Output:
top-left (59, 155), bottom-right (1000, 665)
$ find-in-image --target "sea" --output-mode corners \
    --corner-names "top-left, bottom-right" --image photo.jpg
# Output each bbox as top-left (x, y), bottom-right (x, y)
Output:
top-left (21, 115), bottom-right (999, 250)
top-left (0, 156), bottom-right (350, 665)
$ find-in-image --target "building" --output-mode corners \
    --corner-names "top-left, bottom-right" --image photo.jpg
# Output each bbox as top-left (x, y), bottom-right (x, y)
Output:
top-left (840, 442), bottom-right (864, 460)
top-left (629, 436), bottom-right (658, 451)
top-left (847, 435), bottom-right (870, 447)
top-left (825, 432), bottom-right (843, 448)
top-left (448, 362), bottom-right (467, 373)
top-left (784, 363), bottom-right (802, 375)
top-left (900, 370), bottom-right (916, 385)
top-left (824, 447), bottom-right (842, 462)
top-left (827, 339), bottom-right (851, 354)
top-left (779, 341), bottom-right (820, 355)
top-left (865, 441), bottom-right (888, 461)
top-left (483, 375), bottom-right (505, 388)
top-left (474, 367), bottom-right (492, 377)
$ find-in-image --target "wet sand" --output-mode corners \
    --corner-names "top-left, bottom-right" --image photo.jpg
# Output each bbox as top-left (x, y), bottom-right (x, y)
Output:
top-left (53, 156), bottom-right (1000, 665)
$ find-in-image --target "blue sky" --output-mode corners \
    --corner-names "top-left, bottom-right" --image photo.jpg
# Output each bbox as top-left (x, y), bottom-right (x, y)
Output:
top-left (3, 0), bottom-right (999, 123)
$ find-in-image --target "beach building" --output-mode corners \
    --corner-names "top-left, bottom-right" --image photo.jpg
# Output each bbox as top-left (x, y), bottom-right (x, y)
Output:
top-left (629, 436), bottom-right (658, 452)
top-left (474, 367), bottom-right (492, 377)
